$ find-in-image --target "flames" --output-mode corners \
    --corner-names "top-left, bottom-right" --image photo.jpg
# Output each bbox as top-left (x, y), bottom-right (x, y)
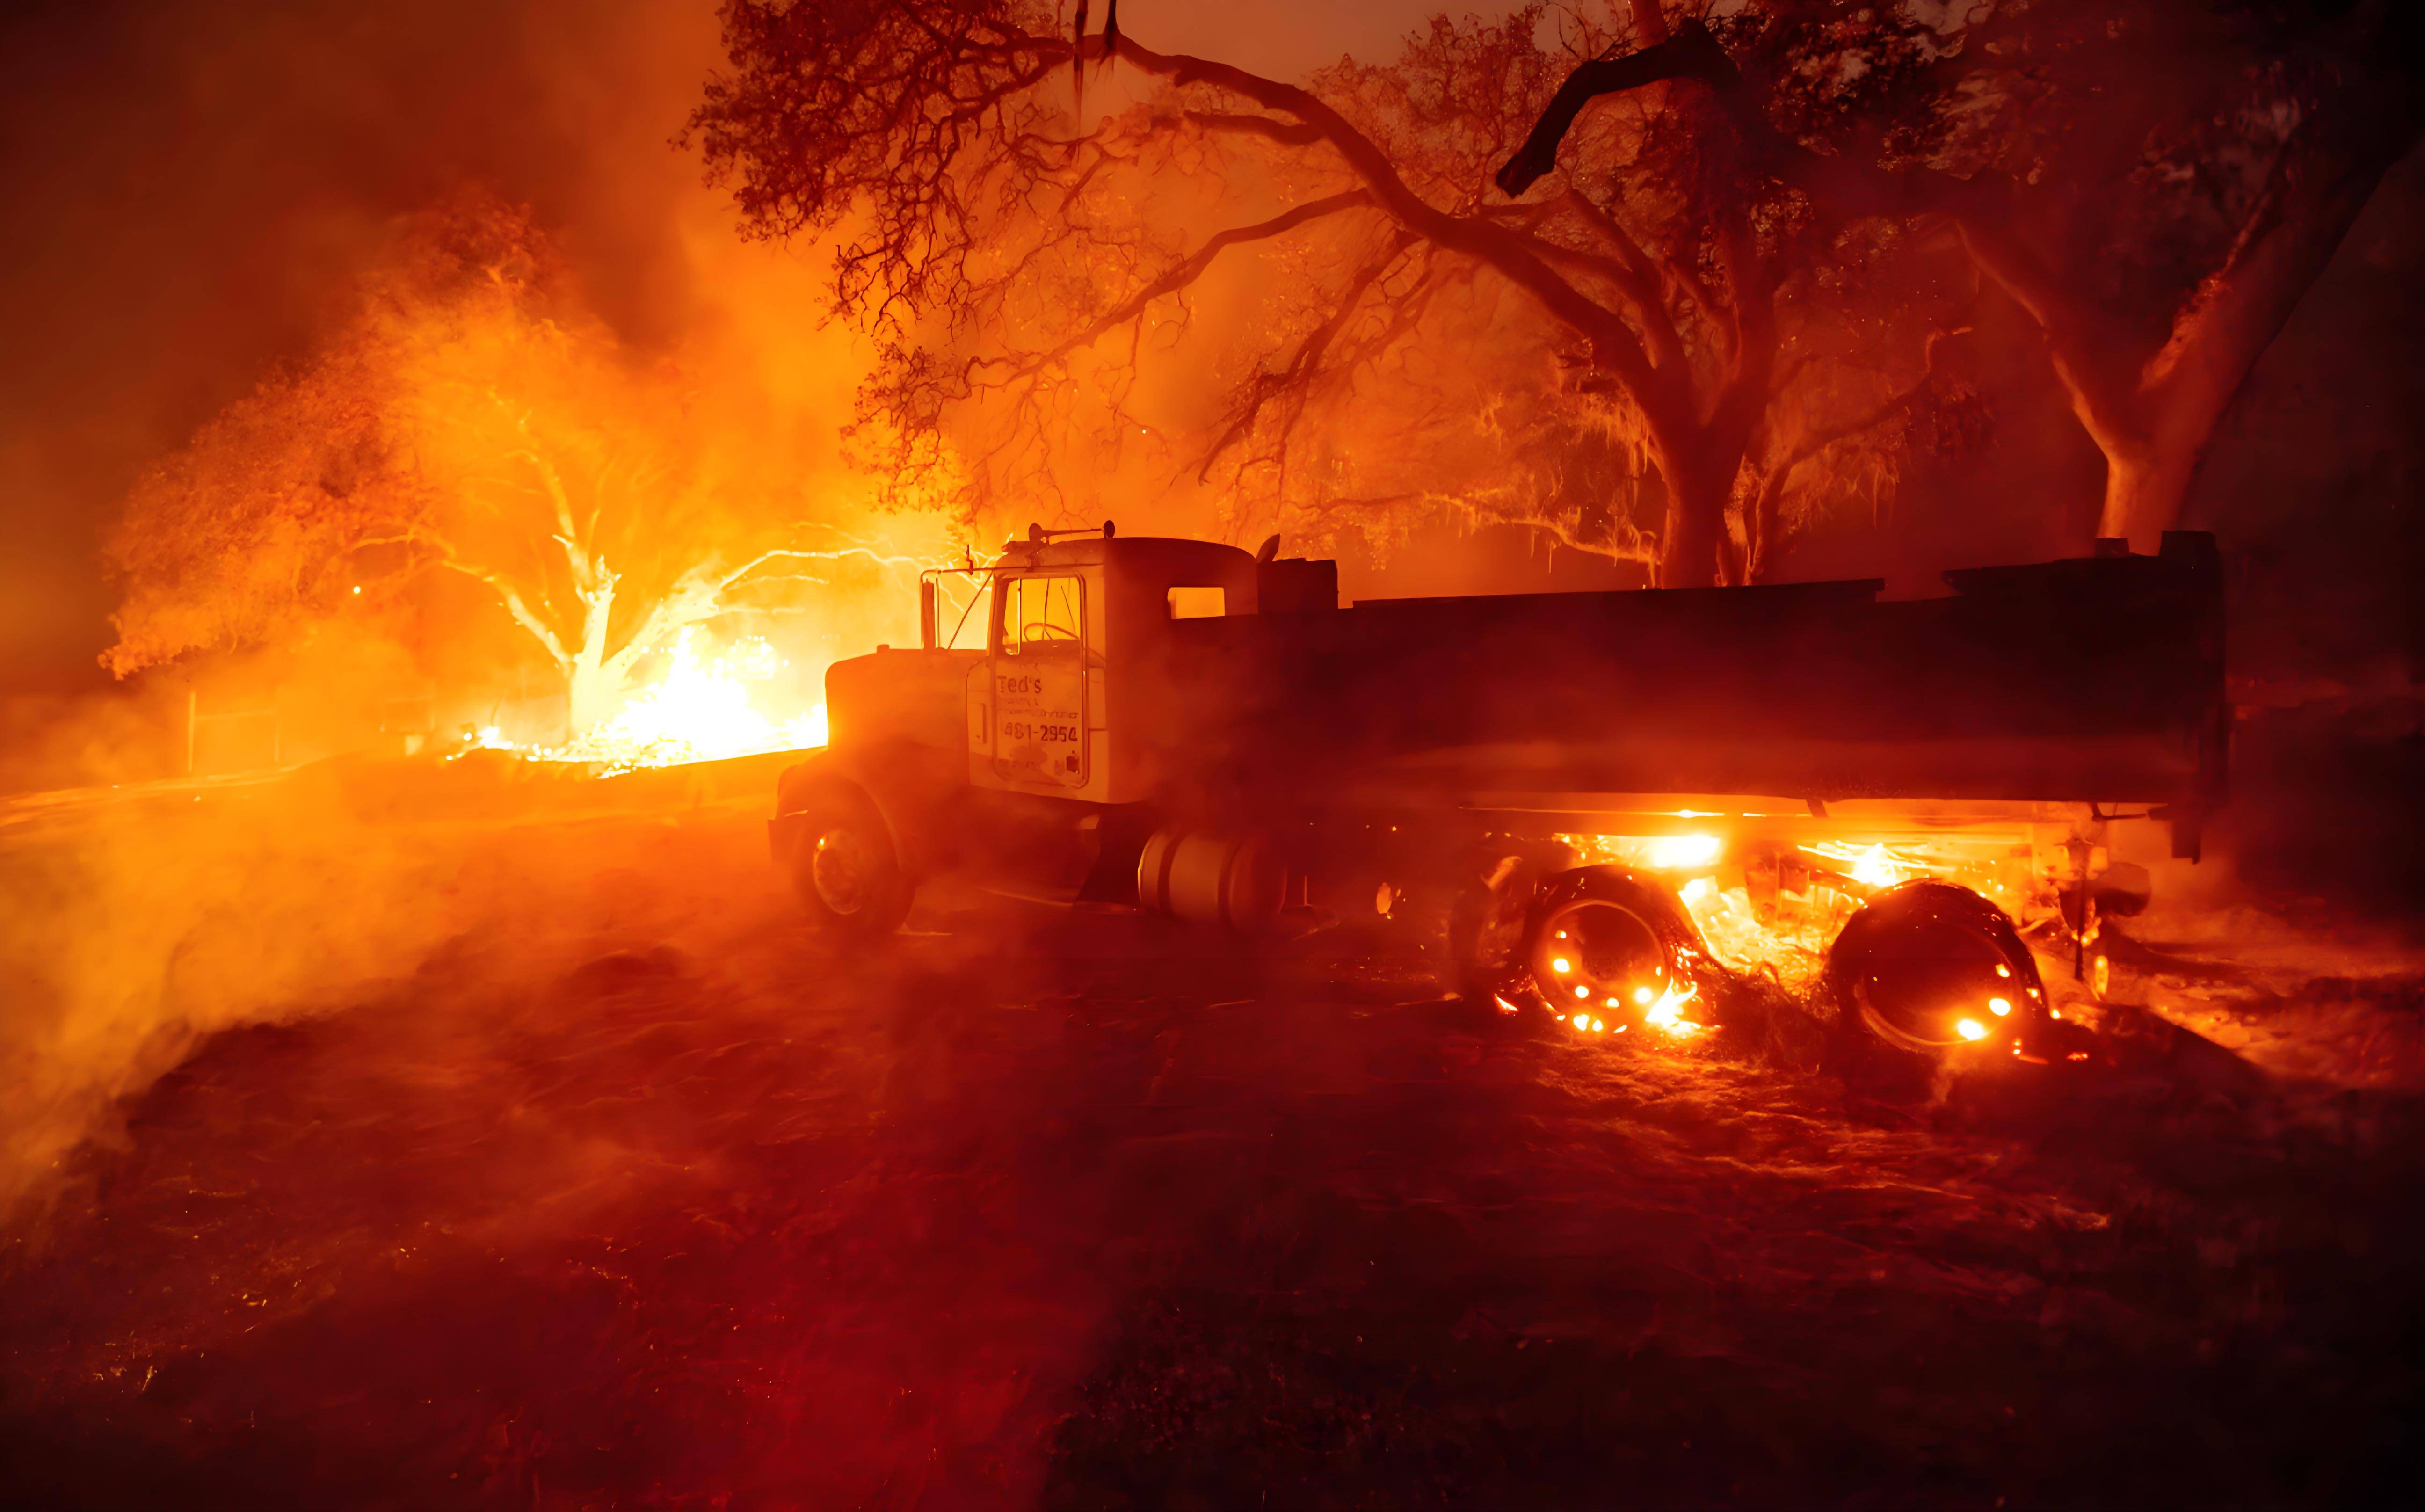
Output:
top-left (1641, 980), bottom-right (1703, 1038)
top-left (1801, 840), bottom-right (1908, 889)
top-left (1677, 873), bottom-right (1851, 996)
top-left (1572, 833), bottom-right (1725, 872)
top-left (1553, 977), bottom-right (1702, 1040)
top-left (464, 629), bottom-right (828, 776)
top-left (1538, 826), bottom-right (2055, 1045)
top-left (559, 632), bottom-right (828, 771)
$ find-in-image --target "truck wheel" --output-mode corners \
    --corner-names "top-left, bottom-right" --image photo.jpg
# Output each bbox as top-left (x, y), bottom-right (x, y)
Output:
top-left (788, 788), bottom-right (913, 939)
top-left (1523, 866), bottom-right (1702, 1023)
top-left (1827, 880), bottom-right (2043, 1056)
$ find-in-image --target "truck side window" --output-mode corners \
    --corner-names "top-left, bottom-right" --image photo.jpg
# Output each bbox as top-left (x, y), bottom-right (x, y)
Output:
top-left (1001, 574), bottom-right (1083, 655)
top-left (1167, 586), bottom-right (1225, 620)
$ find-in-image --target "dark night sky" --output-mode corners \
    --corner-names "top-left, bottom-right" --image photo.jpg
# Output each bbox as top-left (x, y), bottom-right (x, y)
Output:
top-left (0, 1), bottom-right (1494, 696)
top-left (0, 0), bottom-right (713, 694)
top-left (0, 0), bottom-right (2415, 696)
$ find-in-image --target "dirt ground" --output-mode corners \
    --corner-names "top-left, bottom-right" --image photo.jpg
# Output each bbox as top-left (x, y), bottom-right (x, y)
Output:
top-left (3, 770), bottom-right (2424, 1509)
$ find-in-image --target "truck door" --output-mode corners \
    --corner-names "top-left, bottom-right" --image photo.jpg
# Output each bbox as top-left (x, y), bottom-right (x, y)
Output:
top-left (991, 573), bottom-right (1089, 789)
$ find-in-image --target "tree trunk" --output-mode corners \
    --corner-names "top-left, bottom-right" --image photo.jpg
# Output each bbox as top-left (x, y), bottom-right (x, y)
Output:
top-left (565, 654), bottom-right (624, 736)
top-left (1654, 434), bottom-right (1738, 589)
top-left (2096, 435), bottom-right (2201, 550)
top-left (1990, 77), bottom-right (2421, 552)
top-left (562, 582), bottom-right (621, 736)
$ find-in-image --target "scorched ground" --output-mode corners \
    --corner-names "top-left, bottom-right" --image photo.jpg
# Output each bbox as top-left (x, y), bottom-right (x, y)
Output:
top-left (2, 771), bottom-right (2422, 1509)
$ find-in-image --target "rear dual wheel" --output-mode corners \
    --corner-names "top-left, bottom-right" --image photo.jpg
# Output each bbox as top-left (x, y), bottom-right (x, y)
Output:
top-left (1525, 868), bottom-right (1701, 1025)
top-left (1450, 857), bottom-right (1704, 1025)
top-left (1531, 896), bottom-right (1667, 1013)
top-left (1828, 880), bottom-right (2044, 1055)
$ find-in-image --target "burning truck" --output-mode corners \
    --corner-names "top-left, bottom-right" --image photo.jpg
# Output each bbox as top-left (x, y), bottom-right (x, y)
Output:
top-left (769, 525), bottom-right (2226, 1059)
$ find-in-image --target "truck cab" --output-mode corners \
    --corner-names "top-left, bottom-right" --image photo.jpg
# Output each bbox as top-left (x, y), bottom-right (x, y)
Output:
top-left (965, 531), bottom-right (1259, 805)
top-left (770, 526), bottom-right (1328, 931)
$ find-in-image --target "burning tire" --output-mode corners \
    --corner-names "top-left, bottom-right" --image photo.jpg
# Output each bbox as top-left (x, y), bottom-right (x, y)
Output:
top-left (1521, 866), bottom-right (1705, 1032)
top-left (1827, 880), bottom-right (2045, 1056)
top-left (784, 784), bottom-right (912, 939)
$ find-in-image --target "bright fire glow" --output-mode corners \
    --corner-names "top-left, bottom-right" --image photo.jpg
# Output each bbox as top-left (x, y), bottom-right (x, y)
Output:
top-left (1549, 826), bottom-right (2091, 1051)
top-left (464, 630), bottom-right (828, 775)
top-left (1644, 833), bottom-right (1722, 869)
top-left (1562, 833), bottom-right (1724, 872)
top-left (1797, 840), bottom-right (1913, 889)
top-left (1848, 845), bottom-right (1899, 887)
top-left (1643, 981), bottom-right (1702, 1039)
top-left (1677, 877), bottom-right (1849, 996)
top-left (566, 632), bottom-right (825, 768)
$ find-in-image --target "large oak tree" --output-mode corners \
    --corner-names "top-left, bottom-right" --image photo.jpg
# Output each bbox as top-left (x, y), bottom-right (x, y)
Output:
top-left (105, 199), bottom-right (865, 733)
top-left (1504, 0), bottom-right (2425, 549)
top-left (689, 1), bottom-right (1969, 586)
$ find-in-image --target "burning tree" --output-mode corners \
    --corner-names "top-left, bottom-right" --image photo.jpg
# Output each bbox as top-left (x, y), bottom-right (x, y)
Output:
top-left (687, 1), bottom-right (1973, 586)
top-left (104, 199), bottom-right (852, 734)
top-left (1501, 1), bottom-right (2425, 549)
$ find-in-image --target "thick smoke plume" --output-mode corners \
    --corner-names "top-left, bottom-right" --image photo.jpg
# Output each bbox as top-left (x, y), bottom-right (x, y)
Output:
top-left (0, 0), bottom-right (947, 1217)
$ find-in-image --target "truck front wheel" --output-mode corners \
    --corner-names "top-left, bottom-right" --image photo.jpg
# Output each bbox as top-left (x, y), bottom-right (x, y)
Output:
top-left (788, 788), bottom-right (913, 939)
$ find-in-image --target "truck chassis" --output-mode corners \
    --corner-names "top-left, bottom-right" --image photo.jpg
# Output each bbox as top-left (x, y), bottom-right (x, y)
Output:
top-left (771, 526), bottom-right (2224, 1061)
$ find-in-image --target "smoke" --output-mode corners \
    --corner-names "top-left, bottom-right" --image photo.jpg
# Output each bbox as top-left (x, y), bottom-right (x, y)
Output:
top-left (3, 0), bottom-right (2420, 1224)
top-left (7, 1), bottom-right (2421, 708)
top-left (0, 0), bottom-right (748, 1213)
top-left (0, 1), bottom-right (1488, 705)
top-left (1, 779), bottom-right (467, 1219)
top-left (0, 0), bottom-right (1453, 1226)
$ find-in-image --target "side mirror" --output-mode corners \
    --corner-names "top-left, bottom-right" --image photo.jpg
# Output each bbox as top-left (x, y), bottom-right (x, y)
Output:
top-left (919, 579), bottom-right (938, 650)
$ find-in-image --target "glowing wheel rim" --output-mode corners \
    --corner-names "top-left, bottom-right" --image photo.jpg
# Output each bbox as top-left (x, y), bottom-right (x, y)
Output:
top-left (809, 827), bottom-right (877, 916)
top-left (1845, 915), bottom-right (2030, 1054)
top-left (1530, 898), bottom-right (1669, 1011)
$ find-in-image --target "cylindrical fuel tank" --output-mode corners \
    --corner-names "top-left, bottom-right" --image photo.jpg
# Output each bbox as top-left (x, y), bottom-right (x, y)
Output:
top-left (1136, 829), bottom-right (1284, 929)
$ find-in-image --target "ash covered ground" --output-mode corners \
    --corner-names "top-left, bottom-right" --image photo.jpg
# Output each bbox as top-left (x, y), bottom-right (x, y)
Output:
top-left (3, 768), bottom-right (2424, 1509)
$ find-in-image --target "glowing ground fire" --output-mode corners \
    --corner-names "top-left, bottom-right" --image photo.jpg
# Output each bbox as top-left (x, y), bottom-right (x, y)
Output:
top-left (1532, 824), bottom-right (2083, 1054)
top-left (465, 630), bottom-right (828, 775)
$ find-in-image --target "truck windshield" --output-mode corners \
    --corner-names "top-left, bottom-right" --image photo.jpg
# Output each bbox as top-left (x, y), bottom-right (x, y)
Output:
top-left (1000, 574), bottom-right (1083, 655)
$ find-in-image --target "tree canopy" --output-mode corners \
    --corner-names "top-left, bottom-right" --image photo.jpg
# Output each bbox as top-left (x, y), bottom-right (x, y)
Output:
top-left (689, 1), bottom-right (1975, 586)
top-left (690, 0), bottom-right (2424, 574)
top-left (1503, 0), bottom-right (2425, 547)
